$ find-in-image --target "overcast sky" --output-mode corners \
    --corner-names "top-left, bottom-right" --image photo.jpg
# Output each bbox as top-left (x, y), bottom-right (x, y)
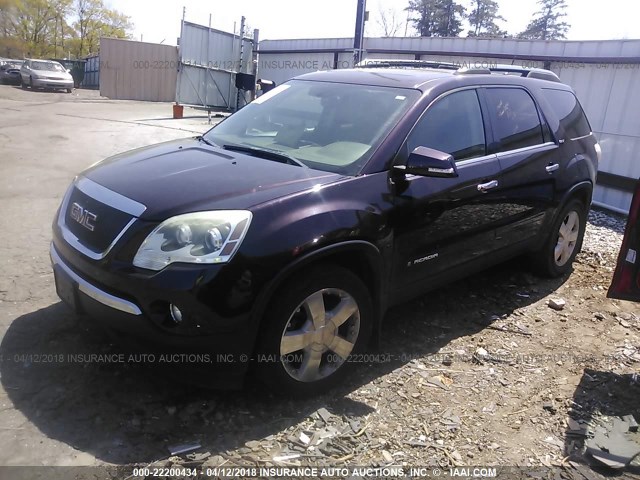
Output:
top-left (107, 0), bottom-right (640, 45)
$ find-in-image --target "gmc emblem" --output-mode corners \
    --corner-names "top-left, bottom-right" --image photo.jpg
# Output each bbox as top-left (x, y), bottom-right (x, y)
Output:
top-left (70, 202), bottom-right (98, 231)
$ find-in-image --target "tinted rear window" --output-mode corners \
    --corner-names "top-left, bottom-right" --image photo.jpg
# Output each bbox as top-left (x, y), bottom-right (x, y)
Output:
top-left (542, 88), bottom-right (592, 139)
top-left (484, 88), bottom-right (544, 152)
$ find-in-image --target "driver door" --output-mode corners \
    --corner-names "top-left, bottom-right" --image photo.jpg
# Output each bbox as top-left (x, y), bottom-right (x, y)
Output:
top-left (391, 88), bottom-right (506, 297)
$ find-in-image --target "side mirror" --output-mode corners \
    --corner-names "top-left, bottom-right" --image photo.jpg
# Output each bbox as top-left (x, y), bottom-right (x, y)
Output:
top-left (394, 146), bottom-right (458, 178)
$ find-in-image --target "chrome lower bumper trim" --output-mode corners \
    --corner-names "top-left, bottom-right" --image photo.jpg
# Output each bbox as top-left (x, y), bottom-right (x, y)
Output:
top-left (50, 243), bottom-right (142, 316)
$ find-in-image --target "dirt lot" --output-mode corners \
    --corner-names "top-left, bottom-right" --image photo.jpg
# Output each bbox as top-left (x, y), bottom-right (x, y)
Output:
top-left (0, 85), bottom-right (638, 479)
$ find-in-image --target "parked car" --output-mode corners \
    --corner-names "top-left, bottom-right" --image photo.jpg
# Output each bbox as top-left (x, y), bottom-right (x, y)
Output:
top-left (20, 59), bottom-right (73, 92)
top-left (0, 60), bottom-right (23, 85)
top-left (608, 180), bottom-right (640, 302)
top-left (50, 62), bottom-right (600, 394)
top-left (51, 58), bottom-right (86, 88)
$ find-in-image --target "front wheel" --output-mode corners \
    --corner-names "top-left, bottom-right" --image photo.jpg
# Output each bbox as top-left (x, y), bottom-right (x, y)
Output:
top-left (255, 266), bottom-right (372, 396)
top-left (530, 199), bottom-right (587, 277)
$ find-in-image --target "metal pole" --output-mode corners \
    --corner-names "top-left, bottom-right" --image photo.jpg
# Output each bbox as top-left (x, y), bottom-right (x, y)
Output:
top-left (176, 6), bottom-right (186, 105)
top-left (235, 16), bottom-right (246, 111)
top-left (353, 0), bottom-right (366, 65)
top-left (228, 21), bottom-right (237, 110)
top-left (250, 28), bottom-right (259, 103)
top-left (204, 13), bottom-right (211, 109)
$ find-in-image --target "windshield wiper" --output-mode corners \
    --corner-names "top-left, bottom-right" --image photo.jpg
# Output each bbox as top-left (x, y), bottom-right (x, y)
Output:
top-left (196, 135), bottom-right (219, 148)
top-left (222, 144), bottom-right (308, 168)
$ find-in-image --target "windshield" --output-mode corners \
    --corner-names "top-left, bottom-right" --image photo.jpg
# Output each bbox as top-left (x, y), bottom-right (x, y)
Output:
top-left (32, 61), bottom-right (65, 72)
top-left (204, 80), bottom-right (420, 175)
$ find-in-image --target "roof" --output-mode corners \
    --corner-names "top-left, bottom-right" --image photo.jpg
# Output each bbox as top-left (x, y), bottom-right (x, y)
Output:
top-left (295, 68), bottom-right (454, 89)
top-left (294, 64), bottom-right (566, 90)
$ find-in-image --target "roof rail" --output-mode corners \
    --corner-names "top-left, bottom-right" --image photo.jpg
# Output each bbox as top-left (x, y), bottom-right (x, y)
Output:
top-left (479, 64), bottom-right (562, 83)
top-left (356, 59), bottom-right (459, 71)
top-left (454, 66), bottom-right (491, 75)
top-left (357, 58), bottom-right (563, 83)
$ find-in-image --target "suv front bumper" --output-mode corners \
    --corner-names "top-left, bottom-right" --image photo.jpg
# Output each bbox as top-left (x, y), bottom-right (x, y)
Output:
top-left (50, 242), bottom-right (255, 388)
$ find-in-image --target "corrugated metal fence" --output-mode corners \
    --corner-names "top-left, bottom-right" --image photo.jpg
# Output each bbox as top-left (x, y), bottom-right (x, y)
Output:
top-left (257, 37), bottom-right (640, 214)
top-left (99, 38), bottom-right (178, 102)
top-left (176, 20), bottom-right (254, 110)
top-left (82, 54), bottom-right (99, 89)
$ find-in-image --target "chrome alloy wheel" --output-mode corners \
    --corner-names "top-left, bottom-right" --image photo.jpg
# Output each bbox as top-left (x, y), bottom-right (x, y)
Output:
top-left (279, 288), bottom-right (360, 383)
top-left (554, 210), bottom-right (580, 266)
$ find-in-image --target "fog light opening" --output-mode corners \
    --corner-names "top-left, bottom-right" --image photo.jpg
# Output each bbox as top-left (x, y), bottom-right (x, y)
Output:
top-left (169, 304), bottom-right (183, 324)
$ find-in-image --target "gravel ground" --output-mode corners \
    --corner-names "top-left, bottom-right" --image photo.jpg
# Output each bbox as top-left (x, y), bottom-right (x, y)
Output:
top-left (4, 207), bottom-right (637, 480)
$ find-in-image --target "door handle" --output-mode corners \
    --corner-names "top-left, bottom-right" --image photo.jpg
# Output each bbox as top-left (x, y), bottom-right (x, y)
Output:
top-left (546, 163), bottom-right (560, 173)
top-left (477, 180), bottom-right (499, 193)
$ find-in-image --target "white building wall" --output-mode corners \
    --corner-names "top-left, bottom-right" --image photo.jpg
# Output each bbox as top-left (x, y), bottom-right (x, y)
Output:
top-left (257, 36), bottom-right (640, 213)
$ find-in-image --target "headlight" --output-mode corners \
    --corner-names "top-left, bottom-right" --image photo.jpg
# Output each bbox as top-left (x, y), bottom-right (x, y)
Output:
top-left (133, 211), bottom-right (252, 271)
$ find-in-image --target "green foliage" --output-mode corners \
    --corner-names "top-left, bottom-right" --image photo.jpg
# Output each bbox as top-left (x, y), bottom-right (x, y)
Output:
top-left (467, 0), bottom-right (506, 37)
top-left (518, 0), bottom-right (570, 40)
top-left (0, 0), bottom-right (132, 59)
top-left (406, 0), bottom-right (466, 37)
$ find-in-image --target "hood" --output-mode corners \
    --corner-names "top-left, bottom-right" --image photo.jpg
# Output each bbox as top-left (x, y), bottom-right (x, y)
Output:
top-left (83, 138), bottom-right (342, 220)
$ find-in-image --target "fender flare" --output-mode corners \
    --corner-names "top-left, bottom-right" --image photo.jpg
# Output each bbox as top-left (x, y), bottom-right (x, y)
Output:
top-left (559, 180), bottom-right (594, 209)
top-left (248, 240), bottom-right (386, 346)
top-left (540, 180), bottom-right (593, 240)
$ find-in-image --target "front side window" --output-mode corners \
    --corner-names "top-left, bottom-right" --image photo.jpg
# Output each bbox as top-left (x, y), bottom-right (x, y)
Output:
top-left (406, 89), bottom-right (486, 162)
top-left (484, 88), bottom-right (544, 152)
top-left (204, 80), bottom-right (420, 175)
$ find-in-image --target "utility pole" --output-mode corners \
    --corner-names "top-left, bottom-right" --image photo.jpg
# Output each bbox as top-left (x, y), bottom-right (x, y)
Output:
top-left (353, 0), bottom-right (367, 65)
top-left (236, 16), bottom-right (246, 111)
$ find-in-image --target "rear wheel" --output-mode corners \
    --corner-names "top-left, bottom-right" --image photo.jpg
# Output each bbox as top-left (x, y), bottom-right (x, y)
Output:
top-left (66, 88), bottom-right (73, 93)
top-left (255, 266), bottom-right (372, 396)
top-left (530, 199), bottom-right (587, 277)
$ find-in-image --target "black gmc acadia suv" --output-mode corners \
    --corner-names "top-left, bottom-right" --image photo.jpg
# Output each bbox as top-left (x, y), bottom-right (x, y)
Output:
top-left (51, 62), bottom-right (600, 394)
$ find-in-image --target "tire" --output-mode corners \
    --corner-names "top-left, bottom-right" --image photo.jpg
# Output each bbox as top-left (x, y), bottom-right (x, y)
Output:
top-left (530, 199), bottom-right (587, 277)
top-left (255, 265), bottom-right (373, 396)
top-left (66, 88), bottom-right (72, 94)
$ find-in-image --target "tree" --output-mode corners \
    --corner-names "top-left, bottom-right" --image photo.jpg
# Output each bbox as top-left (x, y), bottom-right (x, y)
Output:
top-left (406, 0), bottom-right (465, 38)
top-left (8, 0), bottom-right (71, 57)
top-left (82, 7), bottom-right (132, 55)
top-left (0, 0), bottom-right (131, 58)
top-left (467, 0), bottom-right (506, 37)
top-left (433, 0), bottom-right (465, 37)
top-left (518, 0), bottom-right (570, 40)
top-left (376, 7), bottom-right (404, 37)
top-left (0, 0), bottom-right (22, 56)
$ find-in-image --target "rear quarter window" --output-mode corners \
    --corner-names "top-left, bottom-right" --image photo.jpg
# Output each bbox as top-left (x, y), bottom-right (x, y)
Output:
top-left (541, 88), bottom-right (592, 139)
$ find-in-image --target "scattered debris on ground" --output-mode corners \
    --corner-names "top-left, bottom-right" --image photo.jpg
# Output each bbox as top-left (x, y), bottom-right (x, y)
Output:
top-left (1, 209), bottom-right (638, 479)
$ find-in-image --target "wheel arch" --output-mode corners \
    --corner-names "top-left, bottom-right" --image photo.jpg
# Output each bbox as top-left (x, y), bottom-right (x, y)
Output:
top-left (249, 240), bottom-right (386, 346)
top-left (563, 180), bottom-right (593, 210)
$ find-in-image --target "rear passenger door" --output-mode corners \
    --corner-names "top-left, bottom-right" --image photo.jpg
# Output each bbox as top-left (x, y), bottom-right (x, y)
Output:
top-left (481, 87), bottom-right (559, 247)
